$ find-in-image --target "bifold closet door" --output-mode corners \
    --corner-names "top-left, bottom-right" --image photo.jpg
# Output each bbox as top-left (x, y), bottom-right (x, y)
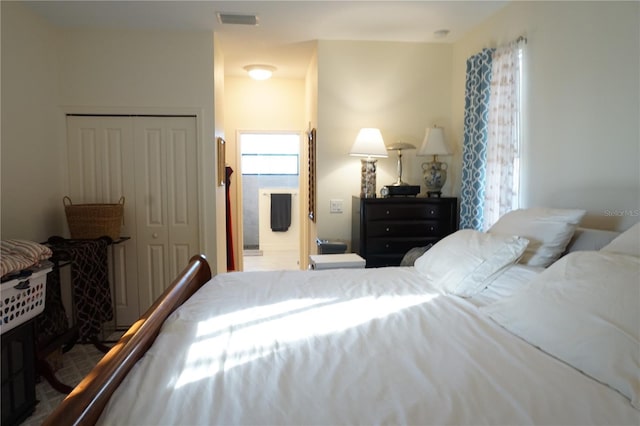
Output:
top-left (66, 116), bottom-right (139, 327)
top-left (133, 117), bottom-right (199, 312)
top-left (67, 115), bottom-right (199, 326)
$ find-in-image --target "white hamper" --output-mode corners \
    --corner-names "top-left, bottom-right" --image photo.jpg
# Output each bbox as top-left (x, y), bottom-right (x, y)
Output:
top-left (1, 262), bottom-right (52, 425)
top-left (1, 263), bottom-right (51, 335)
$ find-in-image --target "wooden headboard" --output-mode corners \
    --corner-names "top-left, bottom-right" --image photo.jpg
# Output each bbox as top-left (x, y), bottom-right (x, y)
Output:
top-left (43, 254), bottom-right (212, 426)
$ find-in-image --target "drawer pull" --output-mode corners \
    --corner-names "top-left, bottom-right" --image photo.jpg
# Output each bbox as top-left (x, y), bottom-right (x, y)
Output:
top-left (429, 209), bottom-right (435, 215)
top-left (385, 227), bottom-right (390, 232)
top-left (430, 226), bottom-right (435, 231)
top-left (386, 210), bottom-right (390, 215)
top-left (385, 244), bottom-right (390, 248)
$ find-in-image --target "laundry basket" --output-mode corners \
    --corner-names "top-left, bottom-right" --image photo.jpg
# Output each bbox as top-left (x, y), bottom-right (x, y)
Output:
top-left (0, 264), bottom-right (51, 335)
top-left (63, 196), bottom-right (124, 240)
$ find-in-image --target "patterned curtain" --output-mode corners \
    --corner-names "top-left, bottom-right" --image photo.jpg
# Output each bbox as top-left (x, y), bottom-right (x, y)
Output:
top-left (482, 40), bottom-right (525, 230)
top-left (460, 48), bottom-right (494, 230)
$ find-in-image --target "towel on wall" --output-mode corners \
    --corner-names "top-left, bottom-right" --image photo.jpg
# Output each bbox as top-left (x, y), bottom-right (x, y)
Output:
top-left (270, 193), bottom-right (292, 232)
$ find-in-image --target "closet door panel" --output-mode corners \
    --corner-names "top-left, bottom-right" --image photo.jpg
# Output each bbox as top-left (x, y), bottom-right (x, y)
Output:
top-left (134, 117), bottom-right (198, 312)
top-left (143, 129), bottom-right (166, 226)
top-left (66, 116), bottom-right (139, 328)
top-left (166, 119), bottom-right (199, 281)
top-left (146, 245), bottom-right (166, 304)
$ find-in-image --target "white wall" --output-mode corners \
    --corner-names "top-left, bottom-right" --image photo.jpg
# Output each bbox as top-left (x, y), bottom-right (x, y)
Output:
top-left (316, 40), bottom-right (453, 243)
top-left (213, 34), bottom-right (227, 271)
top-left (451, 1), bottom-right (640, 230)
top-left (1, 2), bottom-right (66, 241)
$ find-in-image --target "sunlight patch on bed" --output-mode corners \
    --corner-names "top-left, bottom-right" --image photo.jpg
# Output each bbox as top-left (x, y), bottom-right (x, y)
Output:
top-left (194, 298), bottom-right (337, 337)
top-left (174, 293), bottom-right (439, 388)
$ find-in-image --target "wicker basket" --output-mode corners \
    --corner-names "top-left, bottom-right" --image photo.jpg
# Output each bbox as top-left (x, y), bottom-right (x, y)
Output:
top-left (63, 196), bottom-right (124, 240)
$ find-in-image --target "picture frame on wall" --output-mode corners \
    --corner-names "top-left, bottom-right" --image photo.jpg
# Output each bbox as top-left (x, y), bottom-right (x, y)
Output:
top-left (308, 128), bottom-right (317, 222)
top-left (217, 137), bottom-right (226, 186)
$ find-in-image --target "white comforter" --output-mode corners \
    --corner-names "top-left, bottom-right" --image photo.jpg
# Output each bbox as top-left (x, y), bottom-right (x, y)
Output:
top-left (99, 266), bottom-right (639, 425)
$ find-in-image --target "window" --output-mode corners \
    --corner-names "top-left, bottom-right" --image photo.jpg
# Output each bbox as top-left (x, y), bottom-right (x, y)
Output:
top-left (460, 39), bottom-right (525, 231)
top-left (240, 133), bottom-right (300, 175)
top-left (512, 46), bottom-right (524, 212)
top-left (482, 40), bottom-right (525, 230)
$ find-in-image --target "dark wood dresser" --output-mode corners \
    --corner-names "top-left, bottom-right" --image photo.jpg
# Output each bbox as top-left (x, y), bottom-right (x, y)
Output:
top-left (351, 196), bottom-right (458, 267)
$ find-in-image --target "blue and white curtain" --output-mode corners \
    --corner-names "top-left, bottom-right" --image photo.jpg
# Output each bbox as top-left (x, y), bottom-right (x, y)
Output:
top-left (482, 39), bottom-right (525, 230)
top-left (460, 48), bottom-right (494, 230)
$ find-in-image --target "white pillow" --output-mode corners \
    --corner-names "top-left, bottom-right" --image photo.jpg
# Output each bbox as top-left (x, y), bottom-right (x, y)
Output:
top-left (414, 229), bottom-right (529, 297)
top-left (488, 207), bottom-right (586, 267)
top-left (601, 222), bottom-right (639, 257)
top-left (482, 251), bottom-right (640, 408)
top-left (565, 227), bottom-right (620, 253)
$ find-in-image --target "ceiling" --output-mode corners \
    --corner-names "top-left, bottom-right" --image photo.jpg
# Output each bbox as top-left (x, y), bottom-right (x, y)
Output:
top-left (26, 1), bottom-right (508, 79)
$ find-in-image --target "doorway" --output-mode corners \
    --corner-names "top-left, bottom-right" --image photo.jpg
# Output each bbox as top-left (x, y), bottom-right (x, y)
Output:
top-left (238, 131), bottom-right (301, 271)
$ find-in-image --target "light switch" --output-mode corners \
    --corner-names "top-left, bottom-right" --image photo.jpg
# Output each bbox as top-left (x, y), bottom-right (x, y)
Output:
top-left (330, 199), bottom-right (343, 213)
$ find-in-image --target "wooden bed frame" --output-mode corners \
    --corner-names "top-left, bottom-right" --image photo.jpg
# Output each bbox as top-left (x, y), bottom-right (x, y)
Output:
top-left (42, 254), bottom-right (212, 426)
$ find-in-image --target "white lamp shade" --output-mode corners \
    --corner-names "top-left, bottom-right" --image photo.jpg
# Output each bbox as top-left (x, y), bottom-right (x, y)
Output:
top-left (349, 128), bottom-right (388, 158)
top-left (417, 126), bottom-right (452, 156)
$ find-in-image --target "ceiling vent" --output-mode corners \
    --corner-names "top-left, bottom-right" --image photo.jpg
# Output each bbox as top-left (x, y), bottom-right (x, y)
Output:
top-left (216, 12), bottom-right (259, 26)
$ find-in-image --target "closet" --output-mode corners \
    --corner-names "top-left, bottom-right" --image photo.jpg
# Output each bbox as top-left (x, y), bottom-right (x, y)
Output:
top-left (66, 115), bottom-right (199, 327)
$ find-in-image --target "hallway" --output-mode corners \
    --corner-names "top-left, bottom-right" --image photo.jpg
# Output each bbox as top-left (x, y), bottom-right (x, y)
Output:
top-left (242, 249), bottom-right (299, 271)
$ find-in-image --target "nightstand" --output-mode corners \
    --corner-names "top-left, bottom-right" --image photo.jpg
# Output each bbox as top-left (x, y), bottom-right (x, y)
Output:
top-left (309, 253), bottom-right (366, 270)
top-left (351, 196), bottom-right (458, 267)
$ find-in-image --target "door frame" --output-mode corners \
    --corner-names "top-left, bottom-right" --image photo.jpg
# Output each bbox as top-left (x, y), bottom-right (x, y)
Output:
top-left (233, 129), bottom-right (307, 271)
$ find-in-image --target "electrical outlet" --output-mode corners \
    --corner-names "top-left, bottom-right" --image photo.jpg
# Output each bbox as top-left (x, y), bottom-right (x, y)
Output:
top-left (330, 199), bottom-right (343, 213)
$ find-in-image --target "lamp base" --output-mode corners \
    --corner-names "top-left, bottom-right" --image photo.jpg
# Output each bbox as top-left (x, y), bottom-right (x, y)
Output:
top-left (421, 158), bottom-right (448, 197)
top-left (360, 158), bottom-right (378, 198)
top-left (382, 185), bottom-right (421, 198)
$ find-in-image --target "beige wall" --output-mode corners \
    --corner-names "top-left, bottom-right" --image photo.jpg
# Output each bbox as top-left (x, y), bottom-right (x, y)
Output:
top-left (1, 3), bottom-right (222, 270)
top-left (4, 1), bottom-right (638, 263)
top-left (224, 76), bottom-right (306, 268)
top-left (316, 40), bottom-right (453, 243)
top-left (451, 1), bottom-right (639, 230)
top-left (57, 27), bottom-right (219, 269)
top-left (1, 2), bottom-right (66, 240)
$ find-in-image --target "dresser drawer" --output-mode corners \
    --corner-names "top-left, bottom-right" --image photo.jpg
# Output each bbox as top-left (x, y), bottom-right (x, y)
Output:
top-left (366, 237), bottom-right (437, 255)
top-left (365, 203), bottom-right (451, 221)
top-left (366, 220), bottom-right (452, 238)
top-left (366, 254), bottom-right (406, 268)
top-left (352, 196), bottom-right (458, 268)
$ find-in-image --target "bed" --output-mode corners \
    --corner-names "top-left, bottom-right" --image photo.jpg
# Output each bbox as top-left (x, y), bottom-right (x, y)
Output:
top-left (43, 208), bottom-right (640, 425)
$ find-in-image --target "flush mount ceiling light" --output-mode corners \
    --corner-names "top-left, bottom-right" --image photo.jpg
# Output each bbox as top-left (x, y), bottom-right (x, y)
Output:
top-left (244, 64), bottom-right (277, 80)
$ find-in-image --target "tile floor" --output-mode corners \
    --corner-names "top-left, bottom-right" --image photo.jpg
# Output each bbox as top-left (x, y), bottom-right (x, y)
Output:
top-left (21, 343), bottom-right (107, 426)
top-left (242, 249), bottom-right (301, 271)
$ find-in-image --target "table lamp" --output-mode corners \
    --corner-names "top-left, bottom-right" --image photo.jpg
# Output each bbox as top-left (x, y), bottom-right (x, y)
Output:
top-left (417, 126), bottom-right (452, 197)
top-left (349, 128), bottom-right (388, 198)
top-left (386, 142), bottom-right (416, 186)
